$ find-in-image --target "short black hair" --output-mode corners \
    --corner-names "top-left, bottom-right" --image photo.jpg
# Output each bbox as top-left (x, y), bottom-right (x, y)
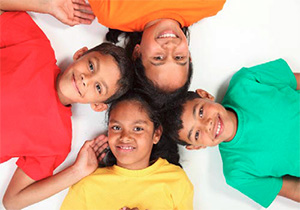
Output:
top-left (84, 43), bottom-right (134, 104)
top-left (103, 90), bottom-right (181, 167)
top-left (161, 91), bottom-right (201, 146)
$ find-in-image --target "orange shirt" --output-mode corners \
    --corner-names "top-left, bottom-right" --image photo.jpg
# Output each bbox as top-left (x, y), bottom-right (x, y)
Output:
top-left (89, 0), bottom-right (226, 32)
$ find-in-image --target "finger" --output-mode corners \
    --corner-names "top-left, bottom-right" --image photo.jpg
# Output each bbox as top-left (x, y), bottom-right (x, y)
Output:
top-left (92, 136), bottom-right (108, 149)
top-left (97, 151), bottom-right (107, 163)
top-left (73, 3), bottom-right (94, 12)
top-left (71, 16), bottom-right (93, 25)
top-left (95, 143), bottom-right (109, 157)
top-left (95, 134), bottom-right (108, 141)
top-left (74, 10), bottom-right (95, 21)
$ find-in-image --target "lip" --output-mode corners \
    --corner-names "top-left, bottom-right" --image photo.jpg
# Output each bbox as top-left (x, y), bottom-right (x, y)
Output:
top-left (72, 74), bottom-right (82, 96)
top-left (214, 115), bottom-right (223, 139)
top-left (156, 30), bottom-right (179, 39)
top-left (116, 145), bottom-right (136, 152)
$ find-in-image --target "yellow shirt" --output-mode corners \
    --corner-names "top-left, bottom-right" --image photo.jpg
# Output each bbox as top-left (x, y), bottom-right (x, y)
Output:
top-left (61, 158), bottom-right (194, 210)
top-left (88, 0), bottom-right (226, 31)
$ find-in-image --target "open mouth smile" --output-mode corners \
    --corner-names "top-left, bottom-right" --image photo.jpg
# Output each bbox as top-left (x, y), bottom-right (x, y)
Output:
top-left (157, 30), bottom-right (179, 39)
top-left (214, 115), bottom-right (223, 139)
top-left (117, 145), bottom-right (136, 151)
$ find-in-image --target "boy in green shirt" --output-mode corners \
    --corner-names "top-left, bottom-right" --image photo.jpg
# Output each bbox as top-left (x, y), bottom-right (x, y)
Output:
top-left (163, 59), bottom-right (300, 207)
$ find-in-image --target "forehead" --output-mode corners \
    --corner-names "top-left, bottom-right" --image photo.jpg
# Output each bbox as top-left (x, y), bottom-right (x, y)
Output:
top-left (143, 61), bottom-right (189, 91)
top-left (110, 100), bottom-right (151, 123)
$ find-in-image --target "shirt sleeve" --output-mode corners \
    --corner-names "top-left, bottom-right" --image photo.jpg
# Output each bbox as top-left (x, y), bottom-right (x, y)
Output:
top-left (16, 154), bottom-right (68, 180)
top-left (175, 172), bottom-right (194, 210)
top-left (233, 59), bottom-right (297, 90)
top-left (225, 170), bottom-right (283, 208)
top-left (60, 182), bottom-right (87, 210)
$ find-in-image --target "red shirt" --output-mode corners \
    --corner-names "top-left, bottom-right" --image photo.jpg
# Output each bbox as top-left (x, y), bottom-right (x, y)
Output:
top-left (0, 12), bottom-right (72, 180)
top-left (88, 0), bottom-right (226, 32)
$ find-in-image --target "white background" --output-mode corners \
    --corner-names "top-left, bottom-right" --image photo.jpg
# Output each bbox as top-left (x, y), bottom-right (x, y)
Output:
top-left (1, 0), bottom-right (300, 209)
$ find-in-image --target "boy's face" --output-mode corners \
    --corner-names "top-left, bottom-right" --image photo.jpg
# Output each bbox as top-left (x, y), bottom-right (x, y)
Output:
top-left (57, 47), bottom-right (120, 110)
top-left (179, 89), bottom-right (237, 150)
top-left (134, 19), bottom-right (190, 92)
top-left (108, 100), bottom-right (161, 170)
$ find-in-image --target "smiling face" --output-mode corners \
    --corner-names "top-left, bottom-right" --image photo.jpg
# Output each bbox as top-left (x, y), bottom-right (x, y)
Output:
top-left (108, 100), bottom-right (161, 170)
top-left (56, 48), bottom-right (120, 107)
top-left (179, 90), bottom-right (237, 149)
top-left (135, 19), bottom-right (190, 92)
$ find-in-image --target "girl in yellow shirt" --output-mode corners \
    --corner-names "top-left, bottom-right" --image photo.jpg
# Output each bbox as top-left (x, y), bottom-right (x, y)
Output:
top-left (61, 92), bottom-right (194, 210)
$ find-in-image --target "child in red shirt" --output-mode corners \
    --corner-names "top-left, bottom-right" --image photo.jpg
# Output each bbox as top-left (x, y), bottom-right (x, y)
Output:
top-left (0, 1), bottom-right (133, 209)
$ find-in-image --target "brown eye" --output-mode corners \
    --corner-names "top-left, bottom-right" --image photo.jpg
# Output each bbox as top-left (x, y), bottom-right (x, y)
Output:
top-left (89, 61), bottom-right (94, 72)
top-left (96, 84), bottom-right (101, 94)
top-left (154, 55), bottom-right (163, 60)
top-left (199, 107), bottom-right (203, 118)
top-left (195, 131), bottom-right (199, 141)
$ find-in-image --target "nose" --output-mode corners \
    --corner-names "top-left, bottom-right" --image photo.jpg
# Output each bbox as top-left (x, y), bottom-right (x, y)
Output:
top-left (205, 118), bottom-right (213, 133)
top-left (199, 118), bottom-right (213, 133)
top-left (161, 40), bottom-right (180, 50)
top-left (80, 73), bottom-right (94, 90)
top-left (119, 130), bottom-right (133, 143)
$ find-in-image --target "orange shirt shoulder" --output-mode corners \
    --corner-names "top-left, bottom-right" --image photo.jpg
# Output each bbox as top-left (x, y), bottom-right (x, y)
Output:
top-left (88, 0), bottom-right (226, 32)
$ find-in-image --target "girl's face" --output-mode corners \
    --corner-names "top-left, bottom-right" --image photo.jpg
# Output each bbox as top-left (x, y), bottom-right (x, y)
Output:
top-left (108, 100), bottom-right (161, 170)
top-left (134, 19), bottom-right (190, 92)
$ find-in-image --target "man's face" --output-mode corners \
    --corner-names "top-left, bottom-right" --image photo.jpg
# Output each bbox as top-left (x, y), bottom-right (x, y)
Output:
top-left (179, 97), bottom-right (237, 148)
top-left (136, 19), bottom-right (190, 92)
top-left (57, 49), bottom-right (120, 106)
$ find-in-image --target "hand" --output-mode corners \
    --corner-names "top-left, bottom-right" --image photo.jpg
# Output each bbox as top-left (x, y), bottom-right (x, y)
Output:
top-left (73, 134), bottom-right (109, 178)
top-left (48, 0), bottom-right (95, 26)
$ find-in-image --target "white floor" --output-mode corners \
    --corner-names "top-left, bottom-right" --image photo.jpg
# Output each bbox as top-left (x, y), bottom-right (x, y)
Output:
top-left (1, 0), bottom-right (300, 209)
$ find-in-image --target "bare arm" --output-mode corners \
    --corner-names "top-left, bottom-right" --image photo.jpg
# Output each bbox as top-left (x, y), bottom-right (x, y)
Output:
top-left (3, 135), bottom-right (108, 210)
top-left (278, 175), bottom-right (300, 203)
top-left (294, 73), bottom-right (300, 90)
top-left (0, 0), bottom-right (95, 26)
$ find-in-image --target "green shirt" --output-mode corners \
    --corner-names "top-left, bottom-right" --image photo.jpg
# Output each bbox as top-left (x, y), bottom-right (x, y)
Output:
top-left (220, 59), bottom-right (300, 208)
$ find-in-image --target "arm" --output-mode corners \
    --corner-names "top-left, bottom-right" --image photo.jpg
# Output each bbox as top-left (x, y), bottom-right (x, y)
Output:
top-left (278, 175), bottom-right (300, 202)
top-left (294, 73), bottom-right (300, 90)
top-left (0, 0), bottom-right (94, 26)
top-left (2, 135), bottom-right (108, 210)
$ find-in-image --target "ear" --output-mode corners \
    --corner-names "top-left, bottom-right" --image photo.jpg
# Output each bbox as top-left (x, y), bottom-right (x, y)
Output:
top-left (185, 145), bottom-right (206, 150)
top-left (73, 47), bottom-right (88, 61)
top-left (90, 103), bottom-right (108, 112)
top-left (153, 125), bottom-right (163, 144)
top-left (132, 44), bottom-right (141, 60)
top-left (195, 89), bottom-right (215, 101)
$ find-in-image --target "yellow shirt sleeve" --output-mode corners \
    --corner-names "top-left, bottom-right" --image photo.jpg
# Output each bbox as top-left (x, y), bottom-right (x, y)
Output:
top-left (60, 181), bottom-right (87, 210)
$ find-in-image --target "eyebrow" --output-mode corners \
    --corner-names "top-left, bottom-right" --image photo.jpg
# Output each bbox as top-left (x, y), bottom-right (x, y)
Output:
top-left (187, 103), bottom-right (198, 141)
top-left (109, 119), bottom-right (148, 125)
top-left (150, 61), bottom-right (188, 67)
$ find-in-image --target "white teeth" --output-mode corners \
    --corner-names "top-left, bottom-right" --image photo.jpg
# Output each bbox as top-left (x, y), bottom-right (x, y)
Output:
top-left (216, 121), bottom-right (221, 137)
top-left (158, 33), bottom-right (177, 38)
top-left (119, 146), bottom-right (133, 150)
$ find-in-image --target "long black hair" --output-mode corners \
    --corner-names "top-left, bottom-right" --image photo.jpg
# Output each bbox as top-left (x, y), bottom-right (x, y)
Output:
top-left (103, 91), bottom-right (181, 167)
top-left (105, 28), bottom-right (193, 110)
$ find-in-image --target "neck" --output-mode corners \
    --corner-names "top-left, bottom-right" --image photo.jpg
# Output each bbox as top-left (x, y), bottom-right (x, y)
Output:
top-left (225, 109), bottom-right (238, 142)
top-left (56, 74), bottom-right (70, 106)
